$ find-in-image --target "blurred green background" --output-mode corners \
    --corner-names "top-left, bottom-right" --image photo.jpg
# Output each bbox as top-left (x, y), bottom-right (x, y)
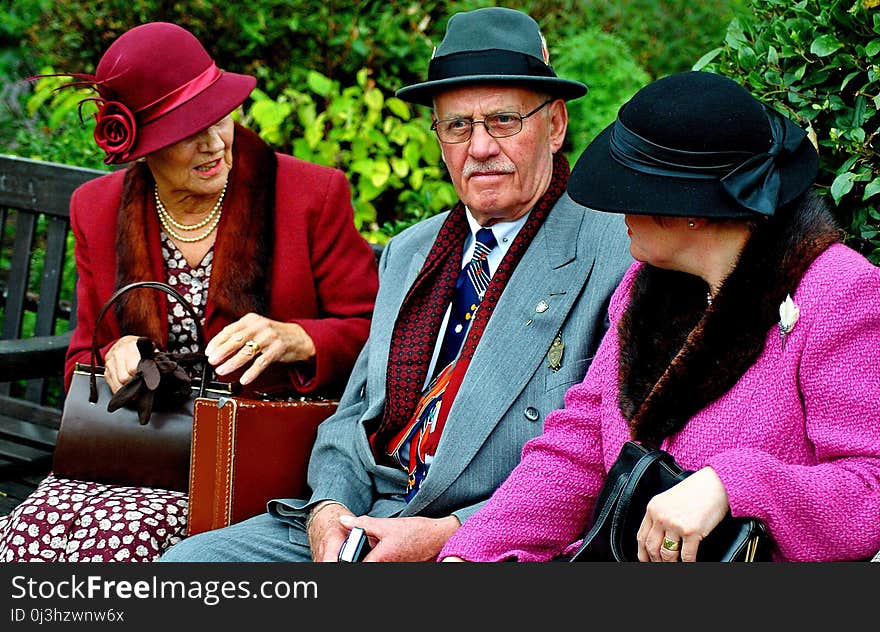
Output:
top-left (0, 0), bottom-right (742, 240)
top-left (1, 0), bottom-right (878, 262)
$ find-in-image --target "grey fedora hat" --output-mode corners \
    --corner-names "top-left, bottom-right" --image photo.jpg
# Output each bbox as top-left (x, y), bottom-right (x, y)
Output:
top-left (396, 7), bottom-right (587, 106)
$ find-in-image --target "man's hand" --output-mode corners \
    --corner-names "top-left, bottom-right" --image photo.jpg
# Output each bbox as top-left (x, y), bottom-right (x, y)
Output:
top-left (338, 514), bottom-right (461, 562)
top-left (308, 502), bottom-right (355, 562)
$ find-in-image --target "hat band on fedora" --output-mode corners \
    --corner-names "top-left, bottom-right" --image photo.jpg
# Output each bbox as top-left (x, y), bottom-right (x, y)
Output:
top-left (428, 49), bottom-right (556, 83)
top-left (610, 108), bottom-right (808, 215)
top-left (136, 63), bottom-right (223, 125)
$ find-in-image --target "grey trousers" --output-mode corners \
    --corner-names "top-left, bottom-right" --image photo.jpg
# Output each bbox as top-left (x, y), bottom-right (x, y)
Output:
top-left (160, 512), bottom-right (312, 562)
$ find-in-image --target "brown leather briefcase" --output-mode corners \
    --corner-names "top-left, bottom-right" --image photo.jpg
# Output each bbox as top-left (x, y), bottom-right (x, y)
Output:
top-left (186, 395), bottom-right (338, 536)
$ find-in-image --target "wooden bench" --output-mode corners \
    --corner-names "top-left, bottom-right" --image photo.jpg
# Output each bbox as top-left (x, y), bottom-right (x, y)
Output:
top-left (0, 154), bottom-right (106, 515)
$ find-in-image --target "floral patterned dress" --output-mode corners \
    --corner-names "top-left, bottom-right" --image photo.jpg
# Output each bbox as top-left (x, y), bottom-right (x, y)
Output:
top-left (0, 235), bottom-right (212, 562)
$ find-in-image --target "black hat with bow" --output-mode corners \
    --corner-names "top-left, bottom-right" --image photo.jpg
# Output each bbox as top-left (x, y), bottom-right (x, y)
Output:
top-left (567, 71), bottom-right (819, 218)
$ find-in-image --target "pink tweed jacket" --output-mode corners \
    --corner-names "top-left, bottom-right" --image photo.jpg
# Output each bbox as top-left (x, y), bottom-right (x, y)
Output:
top-left (440, 244), bottom-right (880, 562)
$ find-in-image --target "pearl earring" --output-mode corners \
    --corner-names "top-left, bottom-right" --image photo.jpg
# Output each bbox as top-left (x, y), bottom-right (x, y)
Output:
top-left (688, 220), bottom-right (696, 228)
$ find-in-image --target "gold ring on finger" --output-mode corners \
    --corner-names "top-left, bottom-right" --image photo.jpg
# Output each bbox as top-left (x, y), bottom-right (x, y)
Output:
top-left (244, 339), bottom-right (261, 355)
top-left (661, 536), bottom-right (680, 552)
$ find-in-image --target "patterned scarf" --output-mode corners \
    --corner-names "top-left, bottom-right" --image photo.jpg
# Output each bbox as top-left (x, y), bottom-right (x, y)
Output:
top-left (369, 152), bottom-right (570, 460)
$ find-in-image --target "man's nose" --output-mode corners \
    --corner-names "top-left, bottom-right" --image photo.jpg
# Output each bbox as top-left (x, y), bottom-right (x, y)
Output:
top-left (467, 122), bottom-right (501, 160)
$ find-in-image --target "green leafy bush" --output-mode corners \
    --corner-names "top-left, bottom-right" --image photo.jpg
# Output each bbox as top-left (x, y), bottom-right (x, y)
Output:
top-left (245, 68), bottom-right (456, 241)
top-left (9, 72), bottom-right (109, 170)
top-left (552, 27), bottom-right (651, 161)
top-left (697, 0), bottom-right (880, 264)
top-left (16, 0), bottom-right (442, 95)
top-left (528, 0), bottom-right (745, 79)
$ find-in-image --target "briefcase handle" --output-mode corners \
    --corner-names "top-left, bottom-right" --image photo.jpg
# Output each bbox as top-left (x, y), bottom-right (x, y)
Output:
top-left (88, 280), bottom-right (212, 402)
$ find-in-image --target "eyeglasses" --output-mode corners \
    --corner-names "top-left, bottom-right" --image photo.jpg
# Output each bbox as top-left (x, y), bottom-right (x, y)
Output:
top-left (431, 99), bottom-right (554, 144)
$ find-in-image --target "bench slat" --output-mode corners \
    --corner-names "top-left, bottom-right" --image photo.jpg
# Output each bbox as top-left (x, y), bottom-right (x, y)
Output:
top-left (0, 413), bottom-right (58, 451)
top-left (35, 217), bottom-right (71, 336)
top-left (2, 211), bottom-right (36, 341)
top-left (0, 395), bottom-right (62, 429)
top-left (0, 153), bottom-right (105, 218)
top-left (0, 436), bottom-right (52, 465)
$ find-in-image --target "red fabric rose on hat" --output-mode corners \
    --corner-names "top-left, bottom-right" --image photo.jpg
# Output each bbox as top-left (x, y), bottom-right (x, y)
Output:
top-left (93, 100), bottom-right (136, 164)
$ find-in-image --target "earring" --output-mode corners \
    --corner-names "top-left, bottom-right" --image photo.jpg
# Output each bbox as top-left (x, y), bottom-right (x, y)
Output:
top-left (687, 220), bottom-right (696, 228)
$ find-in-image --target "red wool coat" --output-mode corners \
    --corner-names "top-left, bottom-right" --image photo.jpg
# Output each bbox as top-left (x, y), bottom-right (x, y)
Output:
top-left (64, 125), bottom-right (378, 396)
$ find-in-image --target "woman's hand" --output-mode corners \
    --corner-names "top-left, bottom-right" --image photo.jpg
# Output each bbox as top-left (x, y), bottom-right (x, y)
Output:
top-left (103, 335), bottom-right (143, 393)
top-left (636, 466), bottom-right (730, 562)
top-left (205, 313), bottom-right (316, 385)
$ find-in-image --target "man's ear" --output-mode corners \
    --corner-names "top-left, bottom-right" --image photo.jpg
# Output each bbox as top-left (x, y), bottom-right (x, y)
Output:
top-left (548, 99), bottom-right (568, 154)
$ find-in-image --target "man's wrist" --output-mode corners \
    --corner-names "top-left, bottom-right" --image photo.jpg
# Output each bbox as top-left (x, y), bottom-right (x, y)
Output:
top-left (305, 500), bottom-right (345, 532)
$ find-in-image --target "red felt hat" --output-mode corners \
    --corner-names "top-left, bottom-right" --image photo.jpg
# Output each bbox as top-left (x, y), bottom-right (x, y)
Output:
top-left (62, 22), bottom-right (256, 164)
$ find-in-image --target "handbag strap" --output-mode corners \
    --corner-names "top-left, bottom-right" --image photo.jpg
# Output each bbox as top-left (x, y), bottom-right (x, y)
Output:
top-left (616, 446), bottom-right (683, 511)
top-left (88, 280), bottom-right (211, 402)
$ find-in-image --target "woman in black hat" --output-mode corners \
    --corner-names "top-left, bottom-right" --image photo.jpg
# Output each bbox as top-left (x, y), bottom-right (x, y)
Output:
top-left (438, 71), bottom-right (880, 562)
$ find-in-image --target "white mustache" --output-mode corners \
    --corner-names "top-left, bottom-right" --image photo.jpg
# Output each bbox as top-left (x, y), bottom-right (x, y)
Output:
top-left (462, 161), bottom-right (515, 178)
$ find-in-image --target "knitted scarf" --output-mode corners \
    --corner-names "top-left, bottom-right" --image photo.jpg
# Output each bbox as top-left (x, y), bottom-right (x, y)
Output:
top-left (370, 152), bottom-right (570, 458)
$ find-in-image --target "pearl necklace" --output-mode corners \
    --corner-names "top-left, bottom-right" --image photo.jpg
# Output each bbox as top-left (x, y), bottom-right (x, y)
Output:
top-left (155, 182), bottom-right (226, 243)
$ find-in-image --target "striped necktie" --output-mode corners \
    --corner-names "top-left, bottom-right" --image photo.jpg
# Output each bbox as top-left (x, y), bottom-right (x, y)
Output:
top-left (435, 227), bottom-right (498, 373)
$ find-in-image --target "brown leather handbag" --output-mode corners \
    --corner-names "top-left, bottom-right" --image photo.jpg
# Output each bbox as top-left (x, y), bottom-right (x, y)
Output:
top-left (186, 395), bottom-right (338, 535)
top-left (53, 281), bottom-right (228, 492)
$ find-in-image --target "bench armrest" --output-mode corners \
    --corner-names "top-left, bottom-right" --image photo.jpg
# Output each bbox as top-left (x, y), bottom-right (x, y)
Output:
top-left (0, 331), bottom-right (72, 382)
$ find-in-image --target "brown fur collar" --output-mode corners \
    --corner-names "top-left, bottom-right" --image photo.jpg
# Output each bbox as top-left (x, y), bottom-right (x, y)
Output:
top-left (114, 123), bottom-right (276, 343)
top-left (618, 192), bottom-right (841, 446)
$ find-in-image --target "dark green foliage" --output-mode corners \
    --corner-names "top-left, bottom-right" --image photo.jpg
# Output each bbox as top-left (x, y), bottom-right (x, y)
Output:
top-left (552, 27), bottom-right (652, 160)
top-left (10, 74), bottom-right (109, 170)
top-left (524, 0), bottom-right (746, 78)
top-left (245, 68), bottom-right (457, 242)
top-left (698, 0), bottom-right (880, 264)
top-left (16, 0), bottom-right (444, 95)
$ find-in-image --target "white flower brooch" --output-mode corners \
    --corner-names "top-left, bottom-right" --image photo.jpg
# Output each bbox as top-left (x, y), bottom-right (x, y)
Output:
top-left (778, 294), bottom-right (800, 349)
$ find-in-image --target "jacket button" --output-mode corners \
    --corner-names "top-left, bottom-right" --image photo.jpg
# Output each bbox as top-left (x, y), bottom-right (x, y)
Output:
top-left (524, 406), bottom-right (540, 421)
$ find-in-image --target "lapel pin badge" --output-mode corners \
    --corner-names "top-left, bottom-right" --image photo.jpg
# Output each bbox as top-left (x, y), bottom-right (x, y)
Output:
top-left (547, 332), bottom-right (564, 371)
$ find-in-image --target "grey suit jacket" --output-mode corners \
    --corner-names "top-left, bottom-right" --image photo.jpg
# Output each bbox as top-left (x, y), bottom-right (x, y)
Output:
top-left (269, 193), bottom-right (632, 530)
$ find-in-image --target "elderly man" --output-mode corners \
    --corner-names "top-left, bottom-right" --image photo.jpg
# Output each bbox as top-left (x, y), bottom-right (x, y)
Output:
top-left (162, 6), bottom-right (632, 562)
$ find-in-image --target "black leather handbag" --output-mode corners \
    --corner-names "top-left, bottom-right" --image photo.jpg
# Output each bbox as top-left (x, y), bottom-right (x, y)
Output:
top-left (570, 441), bottom-right (771, 562)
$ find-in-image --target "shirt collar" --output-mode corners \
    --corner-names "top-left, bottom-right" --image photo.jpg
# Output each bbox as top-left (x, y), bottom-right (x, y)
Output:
top-left (463, 207), bottom-right (530, 260)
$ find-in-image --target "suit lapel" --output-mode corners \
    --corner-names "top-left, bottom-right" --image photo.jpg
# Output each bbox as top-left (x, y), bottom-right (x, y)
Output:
top-left (405, 198), bottom-right (596, 514)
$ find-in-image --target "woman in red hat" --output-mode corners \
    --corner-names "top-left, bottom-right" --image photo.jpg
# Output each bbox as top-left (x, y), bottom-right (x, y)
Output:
top-left (0, 22), bottom-right (378, 562)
